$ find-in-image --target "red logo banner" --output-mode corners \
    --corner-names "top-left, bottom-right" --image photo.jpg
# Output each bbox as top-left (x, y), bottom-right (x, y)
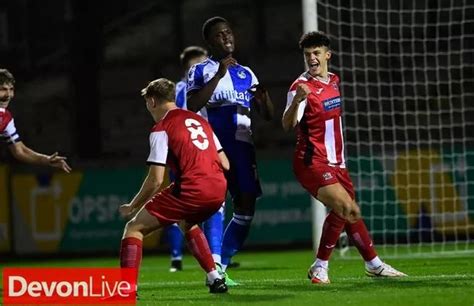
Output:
top-left (2, 268), bottom-right (137, 305)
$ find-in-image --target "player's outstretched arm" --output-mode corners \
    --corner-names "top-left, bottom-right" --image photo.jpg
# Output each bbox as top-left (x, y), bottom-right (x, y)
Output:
top-left (8, 141), bottom-right (71, 173)
top-left (282, 83), bottom-right (311, 131)
top-left (119, 165), bottom-right (165, 218)
top-left (250, 84), bottom-right (274, 121)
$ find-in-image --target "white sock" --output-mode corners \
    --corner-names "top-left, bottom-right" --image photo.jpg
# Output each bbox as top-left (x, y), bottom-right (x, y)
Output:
top-left (207, 270), bottom-right (221, 283)
top-left (212, 254), bottom-right (221, 265)
top-left (366, 256), bottom-right (383, 269)
top-left (314, 258), bottom-right (329, 270)
top-left (171, 256), bottom-right (182, 261)
top-left (221, 264), bottom-right (228, 272)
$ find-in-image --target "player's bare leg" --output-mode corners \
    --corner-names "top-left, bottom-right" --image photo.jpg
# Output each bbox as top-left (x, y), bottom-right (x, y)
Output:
top-left (310, 184), bottom-right (406, 282)
top-left (120, 206), bottom-right (162, 292)
top-left (183, 222), bottom-right (228, 293)
top-left (306, 183), bottom-right (359, 283)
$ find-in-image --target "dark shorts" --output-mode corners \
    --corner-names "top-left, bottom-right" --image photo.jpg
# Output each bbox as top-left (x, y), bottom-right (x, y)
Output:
top-left (221, 139), bottom-right (262, 198)
top-left (293, 158), bottom-right (355, 199)
top-left (145, 186), bottom-right (224, 226)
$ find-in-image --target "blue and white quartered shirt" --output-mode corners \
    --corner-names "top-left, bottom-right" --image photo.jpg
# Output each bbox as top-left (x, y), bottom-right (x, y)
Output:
top-left (175, 80), bottom-right (187, 109)
top-left (186, 57), bottom-right (258, 144)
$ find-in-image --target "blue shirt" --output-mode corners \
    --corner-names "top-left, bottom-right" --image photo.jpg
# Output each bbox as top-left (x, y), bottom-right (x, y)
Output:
top-left (175, 80), bottom-right (187, 109)
top-left (187, 57), bottom-right (258, 144)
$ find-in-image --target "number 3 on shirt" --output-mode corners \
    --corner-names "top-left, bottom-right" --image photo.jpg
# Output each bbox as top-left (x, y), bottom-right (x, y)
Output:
top-left (185, 118), bottom-right (209, 150)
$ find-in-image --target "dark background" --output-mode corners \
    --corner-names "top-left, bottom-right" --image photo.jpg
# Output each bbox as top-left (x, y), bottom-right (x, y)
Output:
top-left (0, 0), bottom-right (472, 168)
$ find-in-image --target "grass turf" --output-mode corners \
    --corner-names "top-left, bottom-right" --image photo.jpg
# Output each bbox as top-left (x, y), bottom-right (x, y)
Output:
top-left (2, 246), bottom-right (474, 306)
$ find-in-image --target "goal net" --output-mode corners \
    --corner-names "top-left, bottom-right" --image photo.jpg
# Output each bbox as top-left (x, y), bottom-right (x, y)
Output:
top-left (316, 0), bottom-right (474, 255)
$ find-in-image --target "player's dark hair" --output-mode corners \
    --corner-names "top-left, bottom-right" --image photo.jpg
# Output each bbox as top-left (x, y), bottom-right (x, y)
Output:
top-left (202, 16), bottom-right (228, 41)
top-left (180, 46), bottom-right (207, 66)
top-left (299, 31), bottom-right (331, 50)
top-left (141, 78), bottom-right (175, 102)
top-left (0, 69), bottom-right (15, 85)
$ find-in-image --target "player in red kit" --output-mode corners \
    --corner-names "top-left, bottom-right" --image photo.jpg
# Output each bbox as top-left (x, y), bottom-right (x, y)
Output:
top-left (282, 32), bottom-right (406, 283)
top-left (118, 78), bottom-right (229, 294)
top-left (0, 69), bottom-right (71, 172)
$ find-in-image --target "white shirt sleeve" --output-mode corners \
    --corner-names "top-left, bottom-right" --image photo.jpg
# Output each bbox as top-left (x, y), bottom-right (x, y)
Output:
top-left (213, 132), bottom-right (223, 152)
top-left (284, 90), bottom-right (306, 123)
top-left (147, 131), bottom-right (168, 165)
top-left (1, 119), bottom-right (21, 145)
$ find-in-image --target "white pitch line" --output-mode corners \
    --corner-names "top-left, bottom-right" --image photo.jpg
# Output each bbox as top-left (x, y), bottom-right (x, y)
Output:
top-left (138, 273), bottom-right (472, 287)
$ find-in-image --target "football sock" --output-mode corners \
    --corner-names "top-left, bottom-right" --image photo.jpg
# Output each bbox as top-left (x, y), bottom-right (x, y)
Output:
top-left (313, 259), bottom-right (329, 270)
top-left (120, 237), bottom-right (143, 287)
top-left (185, 226), bottom-right (215, 273)
top-left (317, 211), bottom-right (347, 260)
top-left (366, 256), bottom-right (383, 269)
top-left (165, 223), bottom-right (183, 260)
top-left (203, 204), bottom-right (225, 264)
top-left (207, 270), bottom-right (221, 283)
top-left (221, 214), bottom-right (253, 271)
top-left (345, 219), bottom-right (378, 261)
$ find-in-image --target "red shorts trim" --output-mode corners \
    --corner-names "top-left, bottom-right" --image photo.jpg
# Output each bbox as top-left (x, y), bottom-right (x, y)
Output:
top-left (293, 159), bottom-right (355, 199)
top-left (145, 186), bottom-right (224, 226)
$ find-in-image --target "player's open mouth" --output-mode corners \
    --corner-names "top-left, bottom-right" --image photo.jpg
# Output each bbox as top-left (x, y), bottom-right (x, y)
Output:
top-left (310, 63), bottom-right (319, 68)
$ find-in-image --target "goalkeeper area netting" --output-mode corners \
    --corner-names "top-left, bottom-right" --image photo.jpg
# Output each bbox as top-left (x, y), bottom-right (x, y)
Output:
top-left (317, 0), bottom-right (474, 255)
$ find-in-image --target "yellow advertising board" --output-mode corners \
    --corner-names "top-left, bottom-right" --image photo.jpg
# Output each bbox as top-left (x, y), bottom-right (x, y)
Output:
top-left (10, 168), bottom-right (161, 254)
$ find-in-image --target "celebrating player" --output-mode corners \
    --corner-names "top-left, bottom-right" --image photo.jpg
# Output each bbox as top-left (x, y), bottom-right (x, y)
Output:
top-left (0, 69), bottom-right (71, 173)
top-left (187, 16), bottom-right (274, 284)
top-left (119, 78), bottom-right (229, 294)
top-left (282, 32), bottom-right (406, 283)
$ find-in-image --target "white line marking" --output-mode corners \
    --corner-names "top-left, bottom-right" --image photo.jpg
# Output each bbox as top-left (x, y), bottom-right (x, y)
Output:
top-left (138, 274), bottom-right (472, 287)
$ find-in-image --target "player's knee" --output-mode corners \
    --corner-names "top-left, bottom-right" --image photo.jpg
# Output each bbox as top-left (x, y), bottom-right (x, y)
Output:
top-left (333, 198), bottom-right (358, 222)
top-left (124, 218), bottom-right (143, 235)
top-left (348, 204), bottom-right (361, 223)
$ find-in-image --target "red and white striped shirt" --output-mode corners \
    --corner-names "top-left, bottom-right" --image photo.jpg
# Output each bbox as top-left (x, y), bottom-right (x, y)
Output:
top-left (0, 108), bottom-right (20, 145)
top-left (285, 72), bottom-right (346, 168)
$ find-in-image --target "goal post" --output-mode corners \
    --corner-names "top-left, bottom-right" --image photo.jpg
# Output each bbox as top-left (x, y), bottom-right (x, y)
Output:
top-left (302, 0), bottom-right (328, 254)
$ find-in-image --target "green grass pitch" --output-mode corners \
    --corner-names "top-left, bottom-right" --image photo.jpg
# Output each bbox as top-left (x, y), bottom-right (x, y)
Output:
top-left (2, 247), bottom-right (474, 306)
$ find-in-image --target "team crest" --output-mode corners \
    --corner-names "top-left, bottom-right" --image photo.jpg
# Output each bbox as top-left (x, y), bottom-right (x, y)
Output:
top-left (237, 70), bottom-right (247, 79)
top-left (322, 172), bottom-right (333, 180)
top-left (332, 82), bottom-right (338, 90)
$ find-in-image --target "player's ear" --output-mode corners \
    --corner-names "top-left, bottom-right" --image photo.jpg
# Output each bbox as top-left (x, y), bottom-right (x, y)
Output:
top-left (151, 97), bottom-right (158, 108)
top-left (326, 49), bottom-right (332, 60)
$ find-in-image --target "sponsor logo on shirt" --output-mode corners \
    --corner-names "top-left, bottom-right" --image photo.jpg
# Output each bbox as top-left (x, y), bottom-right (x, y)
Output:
top-left (211, 90), bottom-right (252, 106)
top-left (323, 97), bottom-right (341, 111)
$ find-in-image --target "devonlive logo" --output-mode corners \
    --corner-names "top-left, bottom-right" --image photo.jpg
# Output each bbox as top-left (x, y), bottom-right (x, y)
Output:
top-left (2, 268), bottom-right (137, 305)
